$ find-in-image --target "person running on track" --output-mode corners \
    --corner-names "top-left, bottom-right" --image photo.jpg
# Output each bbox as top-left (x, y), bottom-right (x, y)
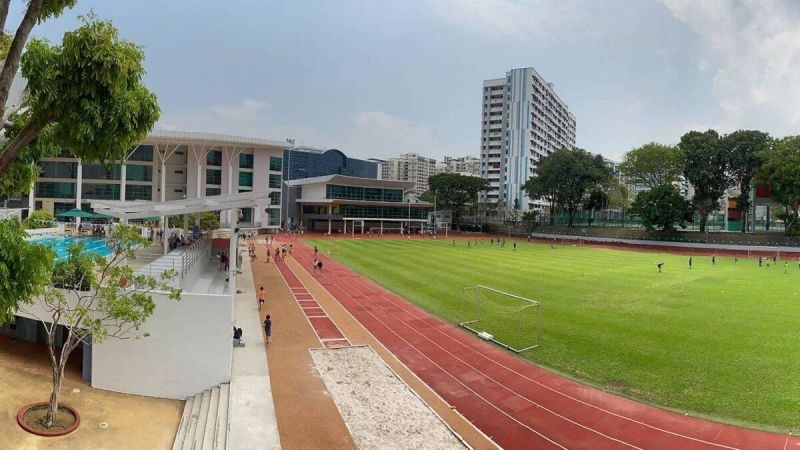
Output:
top-left (258, 286), bottom-right (267, 310)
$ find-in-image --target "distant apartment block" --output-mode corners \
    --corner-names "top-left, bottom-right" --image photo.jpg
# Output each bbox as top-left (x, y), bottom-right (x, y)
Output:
top-left (480, 67), bottom-right (576, 211)
top-left (379, 153), bottom-right (437, 196)
top-left (436, 156), bottom-right (481, 177)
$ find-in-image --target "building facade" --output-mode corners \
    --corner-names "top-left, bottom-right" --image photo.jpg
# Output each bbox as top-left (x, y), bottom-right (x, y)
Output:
top-left (283, 147), bottom-right (377, 181)
top-left (285, 174), bottom-right (432, 234)
top-left (381, 153), bottom-right (437, 196)
top-left (21, 130), bottom-right (288, 228)
top-left (436, 156), bottom-right (481, 177)
top-left (480, 67), bottom-right (576, 211)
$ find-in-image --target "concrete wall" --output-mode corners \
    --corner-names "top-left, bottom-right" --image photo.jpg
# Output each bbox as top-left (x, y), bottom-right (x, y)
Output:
top-left (91, 291), bottom-right (233, 399)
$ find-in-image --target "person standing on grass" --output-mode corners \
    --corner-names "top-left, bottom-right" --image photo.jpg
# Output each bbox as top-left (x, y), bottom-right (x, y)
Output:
top-left (785, 261), bottom-right (789, 274)
top-left (758, 256), bottom-right (763, 267)
top-left (712, 255), bottom-right (716, 265)
top-left (513, 242), bottom-right (517, 251)
top-left (258, 286), bottom-right (267, 310)
top-left (689, 256), bottom-right (692, 269)
top-left (657, 261), bottom-right (663, 273)
top-left (314, 245), bottom-right (318, 256)
top-left (264, 315), bottom-right (272, 343)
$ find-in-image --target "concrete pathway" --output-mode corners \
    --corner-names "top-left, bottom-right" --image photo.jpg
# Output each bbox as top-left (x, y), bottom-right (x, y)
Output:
top-left (228, 246), bottom-right (281, 449)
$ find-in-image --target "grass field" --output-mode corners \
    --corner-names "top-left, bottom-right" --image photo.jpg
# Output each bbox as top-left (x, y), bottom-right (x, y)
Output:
top-left (306, 237), bottom-right (800, 432)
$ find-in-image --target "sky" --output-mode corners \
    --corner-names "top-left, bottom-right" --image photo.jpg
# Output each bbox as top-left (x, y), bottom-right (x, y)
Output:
top-left (8, 0), bottom-right (800, 161)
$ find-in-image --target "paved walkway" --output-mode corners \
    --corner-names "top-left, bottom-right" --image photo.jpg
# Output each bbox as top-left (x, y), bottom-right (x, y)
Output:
top-left (228, 248), bottom-right (281, 449)
top-left (288, 238), bottom-right (800, 450)
top-left (251, 241), bottom-right (356, 450)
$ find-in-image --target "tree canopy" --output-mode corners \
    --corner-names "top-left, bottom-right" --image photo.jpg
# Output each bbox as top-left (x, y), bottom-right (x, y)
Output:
top-left (680, 130), bottom-right (731, 232)
top-left (524, 148), bottom-right (611, 227)
top-left (620, 142), bottom-right (684, 188)
top-left (630, 185), bottom-right (693, 231)
top-left (757, 135), bottom-right (800, 235)
top-left (722, 130), bottom-right (771, 233)
top-left (426, 173), bottom-right (489, 226)
top-left (0, 220), bottom-right (53, 322)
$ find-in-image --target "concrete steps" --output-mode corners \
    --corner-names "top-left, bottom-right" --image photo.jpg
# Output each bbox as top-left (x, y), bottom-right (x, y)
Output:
top-left (172, 383), bottom-right (231, 450)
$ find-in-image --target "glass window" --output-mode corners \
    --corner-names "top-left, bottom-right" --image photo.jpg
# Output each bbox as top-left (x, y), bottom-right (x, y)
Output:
top-left (35, 182), bottom-right (76, 199)
top-left (54, 202), bottom-right (76, 216)
top-left (206, 188), bottom-right (221, 196)
top-left (239, 171), bottom-right (253, 187)
top-left (268, 209), bottom-right (280, 226)
top-left (240, 208), bottom-right (253, 224)
top-left (82, 183), bottom-right (120, 200)
top-left (128, 145), bottom-right (154, 162)
top-left (239, 153), bottom-right (254, 169)
top-left (126, 165), bottom-right (152, 182)
top-left (207, 150), bottom-right (222, 166)
top-left (125, 185), bottom-right (152, 201)
top-left (269, 156), bottom-right (282, 172)
top-left (268, 174), bottom-right (281, 189)
top-left (206, 169), bottom-right (221, 185)
top-left (269, 191), bottom-right (280, 205)
top-left (83, 164), bottom-right (121, 180)
top-left (38, 161), bottom-right (77, 179)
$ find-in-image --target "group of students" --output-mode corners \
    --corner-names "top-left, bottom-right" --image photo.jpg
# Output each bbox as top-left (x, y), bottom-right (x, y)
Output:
top-left (455, 237), bottom-right (518, 251)
top-left (257, 286), bottom-right (272, 343)
top-left (656, 253), bottom-right (794, 272)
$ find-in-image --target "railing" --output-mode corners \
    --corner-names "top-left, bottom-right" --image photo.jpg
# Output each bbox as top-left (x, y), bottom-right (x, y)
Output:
top-left (131, 238), bottom-right (212, 285)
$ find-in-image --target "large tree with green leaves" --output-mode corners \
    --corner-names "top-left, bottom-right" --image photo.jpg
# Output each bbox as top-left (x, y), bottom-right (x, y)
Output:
top-left (524, 148), bottom-right (612, 227)
top-left (630, 184), bottom-right (693, 231)
top-left (756, 135), bottom-right (800, 236)
top-left (620, 142), bottom-right (684, 188)
top-left (21, 225), bottom-right (180, 428)
top-left (679, 130), bottom-right (731, 232)
top-left (0, 220), bottom-right (52, 323)
top-left (722, 130), bottom-right (771, 233)
top-left (426, 173), bottom-right (489, 227)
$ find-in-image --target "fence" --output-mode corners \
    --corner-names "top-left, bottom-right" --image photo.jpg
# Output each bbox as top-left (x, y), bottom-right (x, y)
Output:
top-left (132, 238), bottom-right (212, 284)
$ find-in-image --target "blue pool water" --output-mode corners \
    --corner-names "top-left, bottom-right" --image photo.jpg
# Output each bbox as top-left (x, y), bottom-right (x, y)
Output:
top-left (28, 236), bottom-right (114, 259)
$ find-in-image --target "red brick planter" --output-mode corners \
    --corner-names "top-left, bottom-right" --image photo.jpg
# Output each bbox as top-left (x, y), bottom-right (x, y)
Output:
top-left (17, 402), bottom-right (80, 437)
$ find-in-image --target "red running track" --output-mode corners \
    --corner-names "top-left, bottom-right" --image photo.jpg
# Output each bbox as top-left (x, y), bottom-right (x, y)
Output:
top-left (287, 240), bottom-right (800, 450)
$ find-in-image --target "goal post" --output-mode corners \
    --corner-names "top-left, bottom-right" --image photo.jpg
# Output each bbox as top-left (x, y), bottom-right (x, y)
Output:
top-left (326, 238), bottom-right (343, 256)
top-left (460, 285), bottom-right (541, 353)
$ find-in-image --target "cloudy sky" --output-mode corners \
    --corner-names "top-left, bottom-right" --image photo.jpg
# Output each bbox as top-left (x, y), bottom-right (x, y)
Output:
top-left (10, 0), bottom-right (800, 161)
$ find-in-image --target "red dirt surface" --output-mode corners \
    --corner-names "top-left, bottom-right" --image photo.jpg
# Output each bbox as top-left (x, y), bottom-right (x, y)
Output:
top-left (285, 236), bottom-right (800, 450)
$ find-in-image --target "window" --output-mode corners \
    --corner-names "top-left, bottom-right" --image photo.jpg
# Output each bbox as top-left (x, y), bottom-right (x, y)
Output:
top-left (126, 165), bottom-right (152, 182)
top-left (206, 188), bottom-right (221, 196)
top-left (206, 169), bottom-right (221, 185)
top-left (240, 207), bottom-right (253, 224)
top-left (36, 182), bottom-right (76, 199)
top-left (325, 184), bottom-right (403, 202)
top-left (54, 202), bottom-right (76, 216)
top-left (83, 164), bottom-right (121, 180)
top-left (207, 150), bottom-right (222, 166)
top-left (174, 189), bottom-right (183, 193)
top-left (269, 191), bottom-right (280, 205)
top-left (34, 201), bottom-right (42, 209)
top-left (268, 209), bottom-right (280, 226)
top-left (239, 153), bottom-right (254, 169)
top-left (38, 161), bottom-right (77, 179)
top-left (82, 183), bottom-right (120, 200)
top-left (239, 171), bottom-right (253, 187)
top-left (174, 170), bottom-right (184, 174)
top-left (269, 156), bottom-right (282, 172)
top-left (125, 185), bottom-right (152, 201)
top-left (128, 145), bottom-right (154, 162)
top-left (268, 174), bottom-right (281, 189)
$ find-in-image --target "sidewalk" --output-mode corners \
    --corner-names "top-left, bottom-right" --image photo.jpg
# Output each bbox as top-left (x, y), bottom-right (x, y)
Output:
top-left (252, 241), bottom-right (356, 449)
top-left (228, 248), bottom-right (281, 449)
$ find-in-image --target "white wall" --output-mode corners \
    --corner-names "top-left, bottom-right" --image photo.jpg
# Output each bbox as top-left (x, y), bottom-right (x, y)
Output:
top-left (91, 291), bottom-right (233, 399)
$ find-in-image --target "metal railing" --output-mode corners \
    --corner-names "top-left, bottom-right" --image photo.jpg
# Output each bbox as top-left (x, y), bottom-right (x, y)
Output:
top-left (131, 238), bottom-right (212, 284)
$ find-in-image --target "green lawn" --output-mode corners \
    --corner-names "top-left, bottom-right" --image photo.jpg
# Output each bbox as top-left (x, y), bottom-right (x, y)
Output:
top-left (306, 237), bottom-right (800, 432)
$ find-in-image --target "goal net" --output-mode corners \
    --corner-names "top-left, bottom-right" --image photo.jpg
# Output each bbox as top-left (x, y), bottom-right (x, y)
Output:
top-left (459, 285), bottom-right (540, 353)
top-left (326, 239), bottom-right (343, 256)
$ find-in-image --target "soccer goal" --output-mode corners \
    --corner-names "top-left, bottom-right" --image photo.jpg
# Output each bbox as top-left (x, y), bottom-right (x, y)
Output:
top-left (459, 285), bottom-right (541, 353)
top-left (326, 239), bottom-right (343, 256)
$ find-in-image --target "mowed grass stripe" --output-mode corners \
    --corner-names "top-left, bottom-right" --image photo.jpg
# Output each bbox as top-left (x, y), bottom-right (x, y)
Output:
top-left (310, 237), bottom-right (800, 431)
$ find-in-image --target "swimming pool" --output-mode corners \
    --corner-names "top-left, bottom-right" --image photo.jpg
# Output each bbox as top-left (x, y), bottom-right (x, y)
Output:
top-left (28, 236), bottom-right (114, 259)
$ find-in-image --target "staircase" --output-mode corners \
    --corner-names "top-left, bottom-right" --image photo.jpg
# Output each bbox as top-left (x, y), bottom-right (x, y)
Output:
top-left (172, 383), bottom-right (230, 450)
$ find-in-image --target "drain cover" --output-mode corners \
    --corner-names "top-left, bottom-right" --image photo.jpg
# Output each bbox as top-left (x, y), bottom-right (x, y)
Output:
top-left (99, 422), bottom-right (109, 429)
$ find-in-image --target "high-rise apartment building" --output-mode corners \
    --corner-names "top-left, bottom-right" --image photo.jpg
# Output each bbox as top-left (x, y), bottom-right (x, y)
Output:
top-left (437, 156), bottom-right (480, 177)
top-left (480, 67), bottom-right (576, 211)
top-left (380, 153), bottom-right (437, 196)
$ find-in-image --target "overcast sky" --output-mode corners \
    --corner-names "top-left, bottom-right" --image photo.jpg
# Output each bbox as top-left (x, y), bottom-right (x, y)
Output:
top-left (11, 0), bottom-right (800, 161)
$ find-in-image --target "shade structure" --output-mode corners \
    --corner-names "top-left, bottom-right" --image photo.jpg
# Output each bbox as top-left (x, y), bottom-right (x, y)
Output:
top-left (91, 212), bottom-right (114, 219)
top-left (56, 208), bottom-right (95, 218)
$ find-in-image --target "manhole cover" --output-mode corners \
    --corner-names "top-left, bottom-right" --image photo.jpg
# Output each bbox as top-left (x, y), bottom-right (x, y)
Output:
top-left (99, 422), bottom-right (109, 429)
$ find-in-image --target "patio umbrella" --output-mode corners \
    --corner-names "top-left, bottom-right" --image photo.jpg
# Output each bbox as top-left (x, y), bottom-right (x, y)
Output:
top-left (91, 212), bottom-right (114, 219)
top-left (56, 208), bottom-right (95, 218)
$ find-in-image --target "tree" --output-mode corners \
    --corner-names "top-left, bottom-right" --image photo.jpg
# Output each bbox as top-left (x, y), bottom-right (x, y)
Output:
top-left (197, 212), bottom-right (220, 230)
top-left (0, 220), bottom-right (52, 322)
top-left (620, 142), bottom-right (684, 188)
top-left (426, 173), bottom-right (489, 227)
top-left (680, 130), bottom-right (731, 232)
top-left (524, 148), bottom-right (612, 227)
top-left (756, 136), bottom-right (800, 236)
top-left (583, 188), bottom-right (609, 226)
top-left (0, 15), bottom-right (160, 196)
top-left (21, 224), bottom-right (180, 428)
top-left (630, 185), bottom-right (693, 231)
top-left (606, 178), bottom-right (632, 227)
top-left (722, 130), bottom-right (771, 233)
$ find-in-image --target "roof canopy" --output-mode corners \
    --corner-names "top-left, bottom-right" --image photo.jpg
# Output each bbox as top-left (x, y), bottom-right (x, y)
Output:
top-left (287, 174), bottom-right (415, 190)
top-left (146, 129), bottom-right (291, 149)
top-left (57, 208), bottom-right (95, 218)
top-left (90, 192), bottom-right (268, 220)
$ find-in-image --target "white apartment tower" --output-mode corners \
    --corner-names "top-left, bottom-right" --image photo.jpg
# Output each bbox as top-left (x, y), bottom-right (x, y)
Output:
top-left (480, 68), bottom-right (576, 211)
top-left (382, 153), bottom-right (437, 196)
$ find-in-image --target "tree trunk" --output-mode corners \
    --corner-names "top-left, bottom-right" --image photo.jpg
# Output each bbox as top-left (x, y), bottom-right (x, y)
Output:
top-left (44, 359), bottom-right (66, 428)
top-left (0, 120), bottom-right (45, 178)
top-left (0, 0), bottom-right (43, 120)
top-left (699, 213), bottom-right (707, 233)
top-left (0, 1), bottom-right (11, 42)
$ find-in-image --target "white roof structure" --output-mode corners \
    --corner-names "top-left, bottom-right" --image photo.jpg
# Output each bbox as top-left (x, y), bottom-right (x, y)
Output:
top-left (146, 129), bottom-right (290, 149)
top-left (90, 191), bottom-right (268, 220)
top-left (287, 174), bottom-right (415, 190)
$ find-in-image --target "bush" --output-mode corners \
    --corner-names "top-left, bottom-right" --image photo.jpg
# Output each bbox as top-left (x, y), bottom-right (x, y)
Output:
top-left (23, 210), bottom-right (56, 229)
top-left (630, 185), bottom-right (693, 231)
